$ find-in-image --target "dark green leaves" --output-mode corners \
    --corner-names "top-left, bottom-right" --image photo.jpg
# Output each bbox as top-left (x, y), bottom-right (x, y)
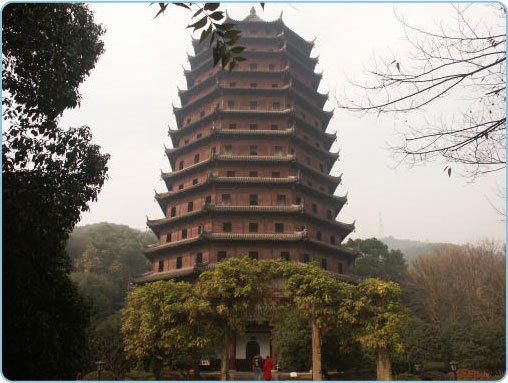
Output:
top-left (152, 3), bottom-right (248, 72)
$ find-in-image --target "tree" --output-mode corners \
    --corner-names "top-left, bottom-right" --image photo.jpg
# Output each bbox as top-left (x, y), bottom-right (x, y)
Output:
top-left (2, 4), bottom-right (109, 379)
top-left (403, 242), bottom-right (505, 324)
top-left (284, 262), bottom-right (353, 380)
top-left (345, 279), bottom-right (407, 380)
top-left (347, 238), bottom-right (408, 283)
top-left (195, 257), bottom-right (269, 381)
top-left (122, 280), bottom-right (211, 379)
top-left (338, 4), bottom-right (506, 179)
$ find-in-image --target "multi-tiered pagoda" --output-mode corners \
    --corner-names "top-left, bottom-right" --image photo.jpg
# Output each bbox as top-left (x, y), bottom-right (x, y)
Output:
top-left (135, 8), bottom-right (356, 370)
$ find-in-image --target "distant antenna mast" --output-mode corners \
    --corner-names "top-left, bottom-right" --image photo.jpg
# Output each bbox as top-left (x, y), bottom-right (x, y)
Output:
top-left (378, 212), bottom-right (385, 239)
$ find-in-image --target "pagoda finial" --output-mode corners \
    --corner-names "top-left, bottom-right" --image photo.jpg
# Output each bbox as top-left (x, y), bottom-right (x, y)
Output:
top-left (278, 10), bottom-right (283, 20)
top-left (250, 6), bottom-right (256, 16)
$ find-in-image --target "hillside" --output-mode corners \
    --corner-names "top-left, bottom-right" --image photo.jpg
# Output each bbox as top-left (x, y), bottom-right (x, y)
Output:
top-left (380, 236), bottom-right (455, 262)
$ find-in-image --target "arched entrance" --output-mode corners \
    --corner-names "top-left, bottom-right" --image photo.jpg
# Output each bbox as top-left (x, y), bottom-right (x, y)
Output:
top-left (245, 337), bottom-right (260, 363)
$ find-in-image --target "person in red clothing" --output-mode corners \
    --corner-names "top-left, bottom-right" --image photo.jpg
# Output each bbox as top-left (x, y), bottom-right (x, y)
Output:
top-left (263, 355), bottom-right (275, 380)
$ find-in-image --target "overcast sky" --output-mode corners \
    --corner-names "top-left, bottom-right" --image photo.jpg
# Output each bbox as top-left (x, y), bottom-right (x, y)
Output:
top-left (58, 2), bottom-right (506, 245)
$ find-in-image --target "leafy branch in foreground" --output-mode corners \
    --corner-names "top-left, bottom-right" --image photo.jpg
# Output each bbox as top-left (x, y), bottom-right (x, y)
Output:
top-left (152, 2), bottom-right (264, 71)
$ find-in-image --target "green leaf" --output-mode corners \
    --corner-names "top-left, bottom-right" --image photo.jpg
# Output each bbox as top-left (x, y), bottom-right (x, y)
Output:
top-left (187, 16), bottom-right (208, 31)
top-left (231, 46), bottom-right (245, 54)
top-left (192, 8), bottom-right (203, 18)
top-left (234, 56), bottom-right (246, 62)
top-left (173, 2), bottom-right (191, 10)
top-left (209, 11), bottom-right (224, 21)
top-left (228, 59), bottom-right (236, 72)
top-left (216, 23), bottom-right (235, 31)
top-left (204, 3), bottom-right (220, 11)
top-left (200, 24), bottom-right (212, 43)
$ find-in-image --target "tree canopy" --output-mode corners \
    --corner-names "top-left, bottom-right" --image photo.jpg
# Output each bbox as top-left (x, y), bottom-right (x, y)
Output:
top-left (2, 4), bottom-right (108, 379)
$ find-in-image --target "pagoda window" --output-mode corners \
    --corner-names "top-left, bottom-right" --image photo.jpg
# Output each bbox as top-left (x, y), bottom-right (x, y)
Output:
top-left (196, 253), bottom-right (203, 264)
top-left (179, 184), bottom-right (184, 190)
top-left (250, 101), bottom-right (257, 110)
top-left (225, 145), bottom-right (232, 155)
top-left (228, 101), bottom-right (235, 109)
top-left (287, 103), bottom-right (292, 108)
top-left (269, 64), bottom-right (275, 71)
top-left (271, 124), bottom-right (278, 130)
top-left (250, 63), bottom-right (257, 71)
top-left (217, 251), bottom-right (227, 262)
top-left (250, 124), bottom-right (258, 130)
top-left (295, 197), bottom-right (301, 205)
top-left (290, 148), bottom-right (295, 154)
top-left (198, 225), bottom-right (203, 234)
top-left (303, 254), bottom-right (310, 263)
top-left (222, 194), bottom-right (231, 205)
top-left (182, 229), bottom-right (188, 239)
top-left (194, 154), bottom-right (200, 164)
top-left (227, 171), bottom-right (235, 177)
top-left (179, 160), bottom-right (184, 170)
top-left (331, 236), bottom-right (336, 245)
top-left (200, 111), bottom-right (205, 118)
top-left (230, 82), bottom-right (236, 87)
top-left (229, 123), bottom-right (236, 129)
top-left (249, 251), bottom-right (258, 260)
top-left (321, 258), bottom-right (327, 270)
top-left (275, 146), bottom-right (283, 156)
top-left (170, 207), bottom-right (176, 217)
top-left (272, 172), bottom-right (280, 178)
top-left (250, 145), bottom-right (258, 155)
top-left (281, 252), bottom-right (290, 261)
top-left (223, 222), bottom-right (232, 232)
top-left (327, 210), bottom-right (332, 220)
top-left (306, 156), bottom-right (311, 165)
top-left (168, 184), bottom-right (173, 191)
top-left (249, 223), bottom-right (258, 233)
top-left (211, 147), bottom-right (216, 155)
top-left (249, 171), bottom-right (258, 177)
top-left (197, 133), bottom-right (202, 139)
top-left (338, 263), bottom-right (343, 274)
top-left (192, 178), bottom-right (198, 185)
top-left (319, 163), bottom-right (324, 173)
top-left (184, 139), bottom-right (189, 144)
top-left (188, 201), bottom-right (193, 212)
top-left (317, 231), bottom-right (322, 240)
top-left (275, 223), bottom-right (284, 233)
top-left (250, 83), bottom-right (258, 88)
top-left (277, 195), bottom-right (286, 206)
top-left (187, 118), bottom-right (191, 125)
top-left (176, 257), bottom-right (182, 269)
top-left (166, 233), bottom-right (172, 242)
top-left (312, 204), bottom-right (317, 213)
top-left (273, 102), bottom-right (280, 110)
top-left (205, 195), bottom-right (211, 204)
top-left (158, 260), bottom-right (164, 272)
top-left (249, 194), bottom-right (258, 205)
top-left (272, 83), bottom-right (278, 88)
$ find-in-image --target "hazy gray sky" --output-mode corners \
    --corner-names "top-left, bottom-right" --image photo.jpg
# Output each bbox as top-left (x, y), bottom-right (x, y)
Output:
top-left (58, 2), bottom-right (506, 245)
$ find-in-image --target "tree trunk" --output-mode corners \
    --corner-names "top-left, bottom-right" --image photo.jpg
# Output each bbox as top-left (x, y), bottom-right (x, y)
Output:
top-left (311, 317), bottom-right (322, 381)
top-left (377, 347), bottom-right (392, 381)
top-left (220, 331), bottom-right (230, 381)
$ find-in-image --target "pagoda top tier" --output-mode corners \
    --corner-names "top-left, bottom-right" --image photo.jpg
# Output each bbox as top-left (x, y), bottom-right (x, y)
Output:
top-left (191, 7), bottom-right (315, 56)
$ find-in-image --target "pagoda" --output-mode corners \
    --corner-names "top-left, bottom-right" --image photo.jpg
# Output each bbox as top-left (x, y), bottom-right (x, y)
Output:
top-left (136, 8), bottom-right (356, 371)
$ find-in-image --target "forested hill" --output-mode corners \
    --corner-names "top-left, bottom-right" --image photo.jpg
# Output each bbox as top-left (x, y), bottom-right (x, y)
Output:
top-left (380, 236), bottom-right (455, 261)
top-left (67, 222), bottom-right (155, 318)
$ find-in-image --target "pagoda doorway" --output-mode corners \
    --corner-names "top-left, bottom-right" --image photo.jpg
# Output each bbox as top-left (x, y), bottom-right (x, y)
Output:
top-left (245, 337), bottom-right (260, 363)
